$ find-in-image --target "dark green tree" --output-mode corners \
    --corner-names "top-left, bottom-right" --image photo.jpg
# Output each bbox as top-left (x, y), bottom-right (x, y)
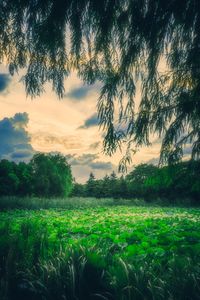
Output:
top-left (0, 160), bottom-right (19, 195)
top-left (30, 154), bottom-right (51, 196)
top-left (49, 154), bottom-right (73, 196)
top-left (15, 162), bottom-right (33, 196)
top-left (118, 175), bottom-right (128, 199)
top-left (30, 153), bottom-right (72, 197)
top-left (188, 160), bottom-right (200, 200)
top-left (145, 161), bottom-right (200, 201)
top-left (109, 171), bottom-right (118, 198)
top-left (71, 182), bottom-right (85, 197)
top-left (85, 172), bottom-right (96, 197)
top-left (126, 164), bottom-right (158, 198)
top-left (1, 0), bottom-right (200, 164)
top-left (100, 175), bottom-right (111, 198)
top-left (127, 164), bottom-right (158, 184)
top-left (92, 179), bottom-right (104, 199)
top-left (144, 167), bottom-right (172, 200)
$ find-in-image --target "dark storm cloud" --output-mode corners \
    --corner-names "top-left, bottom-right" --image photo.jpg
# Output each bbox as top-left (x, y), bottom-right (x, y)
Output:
top-left (0, 113), bottom-right (35, 162)
top-left (65, 82), bottom-right (101, 100)
top-left (0, 73), bottom-right (11, 92)
top-left (79, 113), bottom-right (99, 129)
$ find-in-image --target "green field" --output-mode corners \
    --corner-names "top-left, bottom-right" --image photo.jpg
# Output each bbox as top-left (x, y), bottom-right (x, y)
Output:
top-left (1, 204), bottom-right (200, 299)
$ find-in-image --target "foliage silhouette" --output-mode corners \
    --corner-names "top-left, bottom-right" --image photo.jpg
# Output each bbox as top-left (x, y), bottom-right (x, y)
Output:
top-left (72, 160), bottom-right (200, 202)
top-left (0, 0), bottom-right (200, 164)
top-left (0, 153), bottom-right (72, 197)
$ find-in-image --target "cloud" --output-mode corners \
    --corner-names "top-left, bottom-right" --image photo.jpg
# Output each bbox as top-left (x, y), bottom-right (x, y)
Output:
top-left (65, 153), bottom-right (116, 182)
top-left (66, 153), bottom-right (98, 166)
top-left (12, 112), bottom-right (29, 127)
top-left (31, 132), bottom-right (84, 151)
top-left (11, 150), bottom-right (34, 160)
top-left (89, 141), bottom-right (100, 150)
top-left (65, 85), bottom-right (92, 100)
top-left (80, 115), bottom-right (128, 134)
top-left (0, 113), bottom-right (35, 162)
top-left (90, 161), bottom-right (113, 170)
top-left (65, 83), bottom-right (101, 100)
top-left (0, 74), bottom-right (11, 92)
top-left (66, 154), bottom-right (113, 172)
top-left (145, 144), bottom-right (192, 166)
top-left (79, 113), bottom-right (99, 129)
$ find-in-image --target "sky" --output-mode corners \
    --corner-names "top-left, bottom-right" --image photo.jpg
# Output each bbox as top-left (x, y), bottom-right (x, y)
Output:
top-left (0, 66), bottom-right (161, 182)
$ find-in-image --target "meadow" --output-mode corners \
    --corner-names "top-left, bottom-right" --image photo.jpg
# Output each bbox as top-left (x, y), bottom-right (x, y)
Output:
top-left (0, 199), bottom-right (200, 299)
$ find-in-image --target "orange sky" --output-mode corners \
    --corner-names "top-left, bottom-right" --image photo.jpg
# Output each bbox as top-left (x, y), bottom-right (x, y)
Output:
top-left (0, 66), bottom-right (161, 182)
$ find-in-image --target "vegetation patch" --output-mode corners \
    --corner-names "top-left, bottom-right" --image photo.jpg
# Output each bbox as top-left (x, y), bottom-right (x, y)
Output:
top-left (0, 206), bottom-right (200, 299)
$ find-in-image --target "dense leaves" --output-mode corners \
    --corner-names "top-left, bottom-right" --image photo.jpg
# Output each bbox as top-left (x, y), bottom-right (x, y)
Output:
top-left (72, 161), bottom-right (200, 202)
top-left (0, 153), bottom-right (72, 197)
top-left (72, 171), bottom-right (129, 199)
top-left (0, 0), bottom-right (200, 163)
top-left (1, 157), bottom-right (199, 201)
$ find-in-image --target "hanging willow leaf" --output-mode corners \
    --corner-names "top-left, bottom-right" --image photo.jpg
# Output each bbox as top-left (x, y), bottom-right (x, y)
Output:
top-left (0, 0), bottom-right (200, 165)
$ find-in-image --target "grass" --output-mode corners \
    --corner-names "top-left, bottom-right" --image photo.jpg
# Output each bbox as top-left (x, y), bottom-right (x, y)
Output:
top-left (0, 196), bottom-right (194, 211)
top-left (0, 203), bottom-right (200, 299)
top-left (0, 196), bottom-right (146, 210)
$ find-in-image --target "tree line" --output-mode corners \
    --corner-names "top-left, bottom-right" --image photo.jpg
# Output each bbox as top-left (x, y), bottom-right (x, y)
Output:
top-left (72, 161), bottom-right (200, 203)
top-left (0, 153), bottom-right (72, 197)
top-left (0, 154), bottom-right (199, 202)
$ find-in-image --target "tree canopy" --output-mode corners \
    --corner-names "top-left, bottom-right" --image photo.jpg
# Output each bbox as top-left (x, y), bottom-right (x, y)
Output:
top-left (72, 161), bottom-right (200, 202)
top-left (0, 153), bottom-right (73, 197)
top-left (0, 0), bottom-right (200, 165)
